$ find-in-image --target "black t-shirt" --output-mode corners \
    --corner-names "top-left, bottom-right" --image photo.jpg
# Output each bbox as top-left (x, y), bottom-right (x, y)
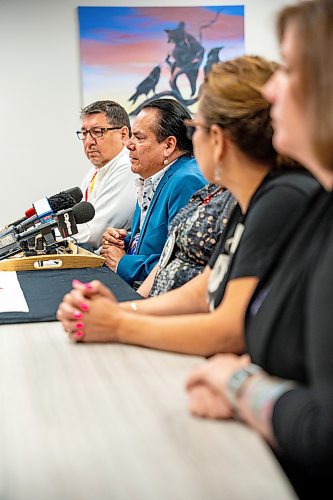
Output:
top-left (207, 170), bottom-right (320, 310)
top-left (245, 188), bottom-right (333, 498)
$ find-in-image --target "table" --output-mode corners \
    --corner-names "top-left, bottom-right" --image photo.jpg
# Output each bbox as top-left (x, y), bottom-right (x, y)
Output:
top-left (0, 322), bottom-right (297, 500)
top-left (0, 267), bottom-right (141, 324)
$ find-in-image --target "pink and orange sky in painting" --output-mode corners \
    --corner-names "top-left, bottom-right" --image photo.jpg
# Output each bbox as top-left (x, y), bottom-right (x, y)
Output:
top-left (78, 6), bottom-right (245, 115)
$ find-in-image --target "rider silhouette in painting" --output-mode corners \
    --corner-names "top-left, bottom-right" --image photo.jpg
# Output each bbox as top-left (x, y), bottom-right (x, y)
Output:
top-left (165, 21), bottom-right (204, 97)
top-left (128, 12), bottom-right (224, 116)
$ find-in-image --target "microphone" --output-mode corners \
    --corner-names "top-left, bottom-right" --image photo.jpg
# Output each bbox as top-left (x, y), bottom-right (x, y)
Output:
top-left (0, 202), bottom-right (95, 260)
top-left (18, 202), bottom-right (95, 242)
top-left (8, 187), bottom-right (83, 228)
top-left (56, 201), bottom-right (95, 239)
top-left (27, 186), bottom-right (83, 217)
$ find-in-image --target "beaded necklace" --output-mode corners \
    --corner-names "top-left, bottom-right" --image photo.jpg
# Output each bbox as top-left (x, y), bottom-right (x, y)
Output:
top-left (202, 186), bottom-right (224, 205)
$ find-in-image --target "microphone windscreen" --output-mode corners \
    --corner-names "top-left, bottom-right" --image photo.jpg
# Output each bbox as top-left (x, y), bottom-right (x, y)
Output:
top-left (48, 187), bottom-right (83, 213)
top-left (72, 201), bottom-right (95, 224)
top-left (64, 187), bottom-right (83, 203)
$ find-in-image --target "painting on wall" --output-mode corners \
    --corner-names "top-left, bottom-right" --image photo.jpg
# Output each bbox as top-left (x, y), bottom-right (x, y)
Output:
top-left (78, 6), bottom-right (245, 116)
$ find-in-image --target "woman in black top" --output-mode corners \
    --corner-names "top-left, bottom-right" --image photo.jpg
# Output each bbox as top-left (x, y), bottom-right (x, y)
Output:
top-left (186, 1), bottom-right (333, 497)
top-left (57, 56), bottom-right (318, 357)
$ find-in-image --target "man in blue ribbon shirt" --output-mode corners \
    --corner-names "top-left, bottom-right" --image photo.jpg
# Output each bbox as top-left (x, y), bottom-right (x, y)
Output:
top-left (101, 99), bottom-right (206, 287)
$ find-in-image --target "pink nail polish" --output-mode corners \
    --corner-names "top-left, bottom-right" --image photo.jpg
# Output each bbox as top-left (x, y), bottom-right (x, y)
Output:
top-left (76, 330), bottom-right (83, 338)
top-left (85, 283), bottom-right (93, 290)
top-left (73, 311), bottom-right (82, 319)
top-left (75, 322), bottom-right (84, 329)
top-left (72, 279), bottom-right (83, 286)
top-left (80, 302), bottom-right (89, 312)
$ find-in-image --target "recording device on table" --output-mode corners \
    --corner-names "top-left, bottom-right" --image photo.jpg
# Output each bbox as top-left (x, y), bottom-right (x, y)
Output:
top-left (0, 187), bottom-right (95, 261)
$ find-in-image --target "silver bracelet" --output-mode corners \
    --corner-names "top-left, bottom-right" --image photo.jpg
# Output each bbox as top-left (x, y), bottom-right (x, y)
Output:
top-left (129, 302), bottom-right (138, 312)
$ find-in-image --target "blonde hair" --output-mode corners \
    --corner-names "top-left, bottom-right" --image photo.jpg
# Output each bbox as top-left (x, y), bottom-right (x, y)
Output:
top-left (277, 0), bottom-right (333, 170)
top-left (200, 56), bottom-right (281, 167)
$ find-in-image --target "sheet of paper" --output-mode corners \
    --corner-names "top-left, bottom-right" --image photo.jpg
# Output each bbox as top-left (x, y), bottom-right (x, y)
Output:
top-left (0, 271), bottom-right (29, 313)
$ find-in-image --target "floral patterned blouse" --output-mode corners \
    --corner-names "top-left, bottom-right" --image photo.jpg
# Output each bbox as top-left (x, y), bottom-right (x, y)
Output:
top-left (149, 183), bottom-right (236, 296)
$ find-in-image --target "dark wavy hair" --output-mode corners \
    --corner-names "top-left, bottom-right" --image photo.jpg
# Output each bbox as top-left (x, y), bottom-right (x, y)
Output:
top-left (80, 100), bottom-right (131, 135)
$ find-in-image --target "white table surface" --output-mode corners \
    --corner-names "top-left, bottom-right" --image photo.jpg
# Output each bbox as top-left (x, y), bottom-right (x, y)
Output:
top-left (0, 321), bottom-right (297, 500)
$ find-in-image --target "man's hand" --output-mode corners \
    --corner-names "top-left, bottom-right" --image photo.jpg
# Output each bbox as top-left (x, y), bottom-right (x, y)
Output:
top-left (102, 227), bottom-right (127, 249)
top-left (100, 245), bottom-right (126, 272)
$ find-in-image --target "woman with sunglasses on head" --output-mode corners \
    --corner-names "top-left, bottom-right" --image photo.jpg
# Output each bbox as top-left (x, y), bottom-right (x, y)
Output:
top-left (186, 1), bottom-right (333, 497)
top-left (57, 55), bottom-right (318, 358)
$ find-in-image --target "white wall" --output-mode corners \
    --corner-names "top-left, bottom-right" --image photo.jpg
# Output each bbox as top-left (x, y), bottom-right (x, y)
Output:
top-left (0, 0), bottom-right (293, 226)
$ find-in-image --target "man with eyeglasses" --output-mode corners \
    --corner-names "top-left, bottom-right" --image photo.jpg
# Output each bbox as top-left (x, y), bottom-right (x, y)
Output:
top-left (75, 100), bottom-right (136, 252)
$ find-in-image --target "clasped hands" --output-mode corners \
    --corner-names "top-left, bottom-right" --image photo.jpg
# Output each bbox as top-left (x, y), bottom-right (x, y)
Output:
top-left (57, 281), bottom-right (255, 426)
top-left (185, 354), bottom-right (251, 420)
top-left (57, 273), bottom-right (253, 424)
top-left (56, 279), bottom-right (121, 343)
top-left (100, 227), bottom-right (127, 271)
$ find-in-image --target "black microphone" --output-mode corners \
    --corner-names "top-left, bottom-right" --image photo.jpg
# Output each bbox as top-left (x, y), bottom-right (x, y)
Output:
top-left (7, 187), bottom-right (83, 228)
top-left (56, 201), bottom-right (95, 239)
top-left (18, 202), bottom-right (95, 242)
top-left (0, 202), bottom-right (95, 260)
top-left (33, 186), bottom-right (83, 215)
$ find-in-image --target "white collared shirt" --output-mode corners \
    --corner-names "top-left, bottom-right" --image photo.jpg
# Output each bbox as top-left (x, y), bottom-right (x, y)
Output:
top-left (76, 147), bottom-right (137, 251)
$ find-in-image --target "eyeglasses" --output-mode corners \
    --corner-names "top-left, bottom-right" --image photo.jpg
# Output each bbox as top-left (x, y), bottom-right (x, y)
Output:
top-left (76, 126), bottom-right (122, 140)
top-left (183, 119), bottom-right (210, 141)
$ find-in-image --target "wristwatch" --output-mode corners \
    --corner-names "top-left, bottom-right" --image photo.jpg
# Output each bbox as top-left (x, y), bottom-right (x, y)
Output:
top-left (226, 363), bottom-right (263, 408)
